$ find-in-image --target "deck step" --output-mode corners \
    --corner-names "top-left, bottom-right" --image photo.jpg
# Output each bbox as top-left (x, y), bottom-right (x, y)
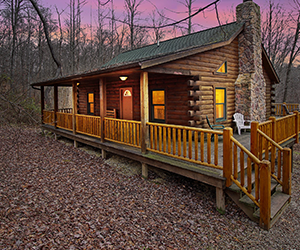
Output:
top-left (239, 179), bottom-right (278, 207)
top-left (253, 191), bottom-right (291, 220)
top-left (227, 169), bottom-right (256, 194)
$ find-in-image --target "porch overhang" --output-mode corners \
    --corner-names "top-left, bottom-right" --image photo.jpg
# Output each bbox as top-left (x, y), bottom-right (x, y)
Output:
top-left (30, 63), bottom-right (142, 87)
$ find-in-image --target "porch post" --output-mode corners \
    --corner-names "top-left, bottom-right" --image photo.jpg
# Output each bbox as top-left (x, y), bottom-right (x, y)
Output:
top-left (54, 85), bottom-right (58, 129)
top-left (282, 148), bottom-right (292, 195)
top-left (99, 78), bottom-right (107, 158)
top-left (140, 71), bottom-right (149, 154)
top-left (223, 127), bottom-right (233, 187)
top-left (269, 116), bottom-right (276, 142)
top-left (259, 160), bottom-right (271, 230)
top-left (251, 121), bottom-right (259, 158)
top-left (41, 86), bottom-right (44, 124)
top-left (72, 82), bottom-right (78, 147)
top-left (294, 111), bottom-right (299, 144)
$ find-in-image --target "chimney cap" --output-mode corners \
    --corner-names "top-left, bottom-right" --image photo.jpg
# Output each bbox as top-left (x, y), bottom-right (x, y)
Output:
top-left (243, 0), bottom-right (252, 2)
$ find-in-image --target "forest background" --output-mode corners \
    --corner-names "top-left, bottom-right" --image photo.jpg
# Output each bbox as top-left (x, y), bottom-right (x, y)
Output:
top-left (0, 0), bottom-right (299, 125)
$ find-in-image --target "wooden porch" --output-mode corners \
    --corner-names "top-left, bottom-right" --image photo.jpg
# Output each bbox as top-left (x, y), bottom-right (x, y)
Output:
top-left (41, 108), bottom-right (300, 230)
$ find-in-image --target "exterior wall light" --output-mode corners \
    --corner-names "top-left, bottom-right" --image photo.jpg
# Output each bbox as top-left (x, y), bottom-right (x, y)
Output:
top-left (119, 76), bottom-right (128, 81)
top-left (77, 82), bottom-right (80, 86)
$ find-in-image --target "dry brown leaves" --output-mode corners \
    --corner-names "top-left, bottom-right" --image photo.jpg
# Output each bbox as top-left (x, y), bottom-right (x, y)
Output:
top-left (0, 125), bottom-right (300, 249)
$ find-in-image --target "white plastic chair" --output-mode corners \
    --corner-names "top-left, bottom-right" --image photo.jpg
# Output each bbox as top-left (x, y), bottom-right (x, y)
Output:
top-left (233, 113), bottom-right (251, 135)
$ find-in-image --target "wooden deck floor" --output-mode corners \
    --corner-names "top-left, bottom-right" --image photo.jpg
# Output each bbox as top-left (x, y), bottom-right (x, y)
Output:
top-left (42, 124), bottom-right (250, 189)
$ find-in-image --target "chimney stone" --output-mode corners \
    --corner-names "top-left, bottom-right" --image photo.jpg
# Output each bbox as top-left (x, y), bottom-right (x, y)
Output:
top-left (235, 1), bottom-right (266, 122)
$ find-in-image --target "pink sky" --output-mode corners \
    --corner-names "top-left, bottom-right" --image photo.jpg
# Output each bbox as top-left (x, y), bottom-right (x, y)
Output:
top-left (43, 0), bottom-right (287, 31)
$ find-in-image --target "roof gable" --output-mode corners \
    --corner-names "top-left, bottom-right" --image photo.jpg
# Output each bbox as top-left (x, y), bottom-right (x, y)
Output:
top-left (103, 22), bottom-right (244, 69)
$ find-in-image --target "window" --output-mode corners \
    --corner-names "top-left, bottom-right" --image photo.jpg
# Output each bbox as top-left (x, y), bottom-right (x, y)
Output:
top-left (215, 88), bottom-right (226, 121)
top-left (87, 92), bottom-right (94, 115)
top-left (151, 90), bottom-right (165, 122)
top-left (216, 61), bottom-right (227, 74)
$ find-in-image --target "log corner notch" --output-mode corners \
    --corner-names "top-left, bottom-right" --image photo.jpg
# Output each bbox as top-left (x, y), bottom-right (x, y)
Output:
top-left (187, 77), bottom-right (202, 127)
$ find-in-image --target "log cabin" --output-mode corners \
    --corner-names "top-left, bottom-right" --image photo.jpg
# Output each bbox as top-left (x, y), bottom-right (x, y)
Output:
top-left (32, 0), bottom-right (300, 230)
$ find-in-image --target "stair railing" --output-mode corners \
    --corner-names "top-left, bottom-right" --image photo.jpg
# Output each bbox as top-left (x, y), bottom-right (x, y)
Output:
top-left (251, 121), bottom-right (292, 196)
top-left (223, 128), bottom-right (271, 229)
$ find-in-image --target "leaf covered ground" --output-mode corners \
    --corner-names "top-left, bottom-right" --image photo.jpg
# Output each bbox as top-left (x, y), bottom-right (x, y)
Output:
top-left (0, 126), bottom-right (300, 249)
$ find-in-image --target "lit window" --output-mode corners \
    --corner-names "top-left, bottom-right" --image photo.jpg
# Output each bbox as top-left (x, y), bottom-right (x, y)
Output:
top-left (215, 88), bottom-right (226, 121)
top-left (216, 61), bottom-right (227, 74)
top-left (87, 92), bottom-right (94, 115)
top-left (151, 90), bottom-right (165, 122)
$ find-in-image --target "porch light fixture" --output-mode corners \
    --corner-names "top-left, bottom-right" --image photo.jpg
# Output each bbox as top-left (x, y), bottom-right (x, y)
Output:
top-left (77, 82), bottom-right (80, 86)
top-left (119, 76), bottom-right (128, 81)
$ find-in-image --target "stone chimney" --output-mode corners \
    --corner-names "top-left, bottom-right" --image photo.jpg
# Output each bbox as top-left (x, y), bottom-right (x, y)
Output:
top-left (235, 0), bottom-right (266, 122)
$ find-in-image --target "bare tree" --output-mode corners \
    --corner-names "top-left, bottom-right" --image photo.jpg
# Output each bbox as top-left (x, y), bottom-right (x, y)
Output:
top-left (28, 0), bottom-right (62, 77)
top-left (124, 0), bottom-right (147, 49)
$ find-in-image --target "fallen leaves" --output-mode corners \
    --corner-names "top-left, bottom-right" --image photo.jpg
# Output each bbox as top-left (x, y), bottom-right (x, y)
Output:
top-left (0, 125), bottom-right (300, 249)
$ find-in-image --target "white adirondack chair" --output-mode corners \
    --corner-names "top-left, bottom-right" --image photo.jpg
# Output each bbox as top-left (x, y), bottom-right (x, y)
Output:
top-left (233, 113), bottom-right (251, 135)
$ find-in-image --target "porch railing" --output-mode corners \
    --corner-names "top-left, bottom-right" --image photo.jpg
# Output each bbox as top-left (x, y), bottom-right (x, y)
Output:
top-left (224, 129), bottom-right (263, 207)
top-left (57, 112), bottom-right (73, 131)
top-left (43, 110), bottom-right (55, 125)
top-left (273, 103), bottom-right (299, 116)
top-left (147, 122), bottom-right (223, 170)
top-left (104, 117), bottom-right (141, 148)
top-left (75, 114), bottom-right (101, 138)
top-left (257, 112), bottom-right (299, 145)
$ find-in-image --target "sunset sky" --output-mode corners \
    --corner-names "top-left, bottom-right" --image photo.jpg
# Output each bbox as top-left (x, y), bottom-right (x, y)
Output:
top-left (42, 0), bottom-right (289, 32)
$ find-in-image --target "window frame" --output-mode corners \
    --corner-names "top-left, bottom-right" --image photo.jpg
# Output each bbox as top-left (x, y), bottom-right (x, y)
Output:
top-left (150, 89), bottom-right (166, 123)
top-left (215, 87), bottom-right (226, 122)
top-left (215, 60), bottom-right (227, 75)
top-left (87, 92), bottom-right (95, 115)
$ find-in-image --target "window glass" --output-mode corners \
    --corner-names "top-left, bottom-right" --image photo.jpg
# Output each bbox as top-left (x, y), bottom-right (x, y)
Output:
top-left (152, 90), bottom-right (165, 105)
top-left (151, 90), bottom-right (165, 122)
top-left (216, 61), bottom-right (227, 73)
top-left (215, 88), bottom-right (226, 120)
top-left (90, 103), bottom-right (94, 114)
top-left (87, 92), bottom-right (94, 115)
top-left (154, 106), bottom-right (165, 120)
top-left (88, 93), bottom-right (94, 103)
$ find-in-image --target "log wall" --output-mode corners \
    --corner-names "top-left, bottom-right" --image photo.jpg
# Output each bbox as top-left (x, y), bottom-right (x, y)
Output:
top-left (160, 38), bottom-right (239, 128)
top-left (77, 80), bottom-right (100, 116)
top-left (106, 79), bottom-right (140, 121)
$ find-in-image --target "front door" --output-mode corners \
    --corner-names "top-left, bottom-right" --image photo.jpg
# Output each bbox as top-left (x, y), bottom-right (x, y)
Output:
top-left (120, 87), bottom-right (133, 120)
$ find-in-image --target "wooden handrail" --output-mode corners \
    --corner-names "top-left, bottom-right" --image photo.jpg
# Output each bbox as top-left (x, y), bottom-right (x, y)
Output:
top-left (104, 118), bottom-right (141, 148)
top-left (230, 136), bottom-right (261, 164)
top-left (147, 122), bottom-right (223, 134)
top-left (75, 114), bottom-right (101, 138)
top-left (147, 122), bottom-right (223, 170)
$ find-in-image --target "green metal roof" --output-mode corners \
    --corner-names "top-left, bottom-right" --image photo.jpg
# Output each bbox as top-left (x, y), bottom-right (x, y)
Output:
top-left (102, 22), bottom-right (244, 69)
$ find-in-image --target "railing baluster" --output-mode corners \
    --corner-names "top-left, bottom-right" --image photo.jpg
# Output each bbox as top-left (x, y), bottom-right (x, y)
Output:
top-left (172, 128), bottom-right (176, 155)
top-left (255, 163), bottom-right (259, 201)
top-left (154, 125), bottom-right (158, 150)
top-left (278, 150), bottom-right (282, 180)
top-left (247, 157), bottom-right (252, 194)
top-left (240, 150), bottom-right (244, 187)
top-left (234, 144), bottom-right (238, 179)
top-left (168, 127), bottom-right (171, 154)
top-left (178, 129), bottom-right (181, 157)
top-left (207, 133), bottom-right (211, 164)
top-left (183, 129), bottom-right (187, 158)
top-left (201, 132), bottom-right (204, 162)
top-left (195, 132), bottom-right (198, 161)
top-left (150, 125), bottom-right (153, 149)
top-left (188, 130), bottom-right (192, 159)
top-left (214, 134), bottom-right (218, 166)
top-left (159, 126), bottom-right (162, 152)
top-left (163, 127), bottom-right (167, 153)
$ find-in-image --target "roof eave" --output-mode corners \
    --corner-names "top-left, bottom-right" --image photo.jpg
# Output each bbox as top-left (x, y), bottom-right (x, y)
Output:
top-left (30, 62), bottom-right (141, 87)
top-left (262, 46), bottom-right (280, 83)
top-left (140, 24), bottom-right (244, 69)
